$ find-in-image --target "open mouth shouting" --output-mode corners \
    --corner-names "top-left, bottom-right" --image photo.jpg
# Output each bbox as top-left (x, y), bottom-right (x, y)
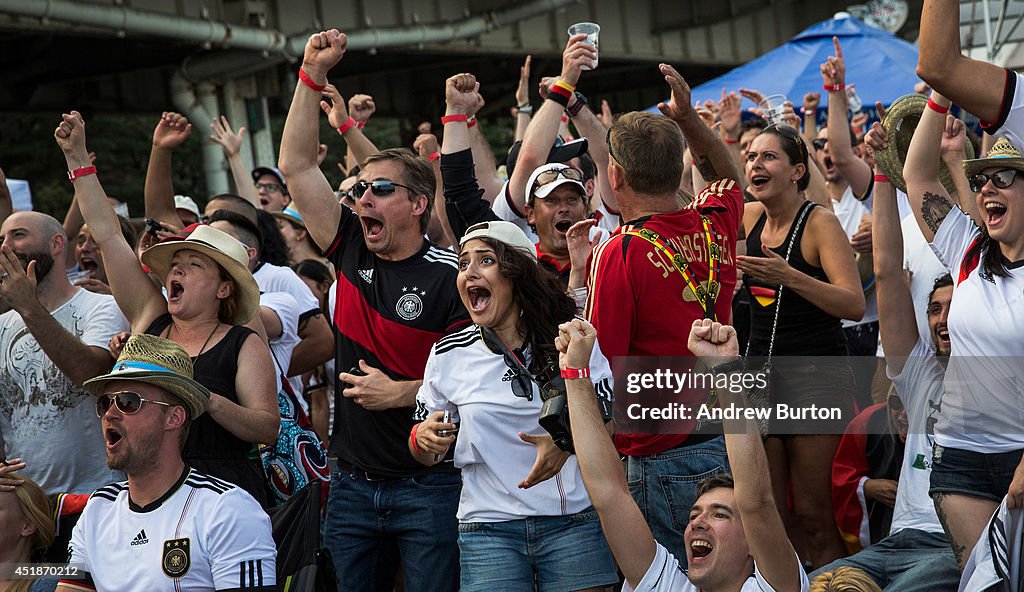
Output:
top-left (167, 280), bottom-right (185, 302)
top-left (985, 200), bottom-right (1008, 229)
top-left (935, 324), bottom-right (950, 348)
top-left (466, 285), bottom-right (491, 314)
top-left (690, 538), bottom-right (714, 563)
top-left (554, 220), bottom-right (573, 234)
top-left (749, 173), bottom-right (771, 189)
top-left (361, 215), bottom-right (385, 241)
top-left (823, 155), bottom-right (836, 175)
top-left (104, 424), bottom-right (124, 451)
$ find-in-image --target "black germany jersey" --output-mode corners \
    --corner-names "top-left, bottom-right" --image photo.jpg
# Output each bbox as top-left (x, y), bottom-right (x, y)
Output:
top-left (326, 206), bottom-right (469, 477)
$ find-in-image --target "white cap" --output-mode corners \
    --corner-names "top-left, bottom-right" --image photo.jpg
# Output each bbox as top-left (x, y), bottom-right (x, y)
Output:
top-left (173, 195), bottom-right (200, 218)
top-left (460, 221), bottom-right (537, 260)
top-left (525, 163), bottom-right (586, 201)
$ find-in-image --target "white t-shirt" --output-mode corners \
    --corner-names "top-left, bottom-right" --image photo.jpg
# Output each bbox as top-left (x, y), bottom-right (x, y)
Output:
top-left (929, 207), bottom-right (1024, 452)
top-left (260, 291), bottom-right (302, 407)
top-left (902, 213), bottom-right (949, 344)
top-left (0, 288), bottom-right (128, 494)
top-left (832, 185), bottom-right (878, 327)
top-left (887, 339), bottom-right (945, 534)
top-left (988, 70), bottom-right (1024, 150)
top-left (414, 323), bottom-right (614, 523)
top-left (67, 468), bottom-right (276, 591)
top-left (254, 263), bottom-right (321, 400)
top-left (960, 497), bottom-right (1023, 592)
top-left (623, 541), bottom-right (809, 592)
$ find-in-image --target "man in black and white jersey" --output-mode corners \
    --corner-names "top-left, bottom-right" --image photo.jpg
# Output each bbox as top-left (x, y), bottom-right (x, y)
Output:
top-left (57, 334), bottom-right (275, 592)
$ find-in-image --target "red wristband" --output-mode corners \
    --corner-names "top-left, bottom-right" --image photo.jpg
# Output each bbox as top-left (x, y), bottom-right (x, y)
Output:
top-left (298, 68), bottom-right (326, 92)
top-left (441, 114), bottom-right (469, 124)
top-left (927, 98), bottom-right (950, 114)
top-left (723, 138), bottom-right (739, 145)
top-left (427, 151), bottom-right (440, 161)
top-left (874, 174), bottom-right (890, 183)
top-left (560, 114), bottom-right (569, 124)
top-left (410, 423), bottom-right (423, 455)
top-left (467, 116), bottom-right (477, 128)
top-left (356, 121), bottom-right (366, 129)
top-left (67, 165), bottom-right (97, 181)
top-left (336, 117), bottom-right (357, 135)
top-left (823, 83), bottom-right (845, 92)
top-left (561, 367), bottom-right (591, 380)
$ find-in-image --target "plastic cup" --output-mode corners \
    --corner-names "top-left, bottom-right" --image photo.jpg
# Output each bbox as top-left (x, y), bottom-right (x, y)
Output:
top-left (568, 22), bottom-right (600, 70)
top-left (759, 94), bottom-right (789, 126)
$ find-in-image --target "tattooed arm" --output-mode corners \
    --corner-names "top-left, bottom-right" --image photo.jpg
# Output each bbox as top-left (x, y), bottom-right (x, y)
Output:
top-left (904, 92), bottom-right (957, 242)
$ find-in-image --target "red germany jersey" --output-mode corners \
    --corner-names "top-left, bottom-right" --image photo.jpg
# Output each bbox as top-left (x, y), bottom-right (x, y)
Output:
top-left (585, 179), bottom-right (742, 456)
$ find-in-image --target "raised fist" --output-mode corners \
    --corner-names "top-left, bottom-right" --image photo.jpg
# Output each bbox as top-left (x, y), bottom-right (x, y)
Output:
top-left (445, 73), bottom-right (480, 114)
top-left (348, 94), bottom-right (376, 124)
top-left (152, 112), bottom-right (192, 150)
top-left (302, 29), bottom-right (347, 79)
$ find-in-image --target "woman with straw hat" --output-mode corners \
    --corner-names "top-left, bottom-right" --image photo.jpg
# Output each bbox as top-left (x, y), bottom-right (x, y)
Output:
top-left (900, 90), bottom-right (1024, 569)
top-left (54, 111), bottom-right (279, 506)
top-left (736, 123), bottom-right (865, 568)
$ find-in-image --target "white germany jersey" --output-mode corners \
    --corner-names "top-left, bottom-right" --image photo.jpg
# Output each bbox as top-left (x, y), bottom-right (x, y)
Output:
top-left (623, 542), bottom-right (809, 592)
top-left (62, 468), bottom-right (276, 591)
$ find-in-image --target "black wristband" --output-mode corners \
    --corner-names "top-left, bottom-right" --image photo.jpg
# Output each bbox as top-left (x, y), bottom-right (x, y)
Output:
top-left (709, 358), bottom-right (745, 374)
top-left (547, 93), bottom-right (571, 108)
top-left (567, 91), bottom-right (588, 117)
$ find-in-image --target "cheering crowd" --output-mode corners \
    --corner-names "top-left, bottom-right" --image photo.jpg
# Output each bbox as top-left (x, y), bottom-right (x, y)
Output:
top-left (2, 0), bottom-right (1024, 590)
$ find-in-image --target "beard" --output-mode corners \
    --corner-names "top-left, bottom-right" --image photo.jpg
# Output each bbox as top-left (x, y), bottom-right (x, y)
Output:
top-left (14, 249), bottom-right (55, 282)
top-left (106, 428), bottom-right (162, 473)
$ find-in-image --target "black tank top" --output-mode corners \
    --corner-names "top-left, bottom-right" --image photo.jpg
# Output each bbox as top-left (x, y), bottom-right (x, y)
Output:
top-left (145, 314), bottom-right (256, 459)
top-left (744, 201), bottom-right (847, 356)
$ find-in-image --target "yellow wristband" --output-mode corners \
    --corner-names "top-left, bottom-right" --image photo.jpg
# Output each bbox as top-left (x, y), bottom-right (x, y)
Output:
top-left (554, 80), bottom-right (576, 94)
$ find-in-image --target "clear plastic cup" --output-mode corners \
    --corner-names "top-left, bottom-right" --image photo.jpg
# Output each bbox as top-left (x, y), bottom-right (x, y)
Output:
top-left (759, 94), bottom-right (789, 127)
top-left (846, 84), bottom-right (863, 113)
top-left (568, 22), bottom-right (600, 71)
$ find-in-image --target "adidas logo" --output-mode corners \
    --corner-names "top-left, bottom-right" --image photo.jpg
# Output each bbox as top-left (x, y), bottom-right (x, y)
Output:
top-left (358, 269), bottom-right (374, 284)
top-left (501, 368), bottom-right (516, 382)
top-left (130, 529), bottom-right (149, 546)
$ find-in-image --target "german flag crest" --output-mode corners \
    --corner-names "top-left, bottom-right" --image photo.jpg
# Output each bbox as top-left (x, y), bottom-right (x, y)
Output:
top-left (162, 537), bottom-right (191, 579)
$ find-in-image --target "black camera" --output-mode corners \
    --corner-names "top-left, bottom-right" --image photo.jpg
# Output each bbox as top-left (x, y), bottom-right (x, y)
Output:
top-left (538, 374), bottom-right (574, 453)
top-left (145, 218), bottom-right (167, 236)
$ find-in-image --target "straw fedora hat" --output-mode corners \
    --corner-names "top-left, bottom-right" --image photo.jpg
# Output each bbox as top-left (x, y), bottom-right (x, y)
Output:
top-left (962, 137), bottom-right (1024, 179)
top-left (271, 203), bottom-right (305, 230)
top-left (875, 94), bottom-right (976, 195)
top-left (84, 334), bottom-right (210, 420)
top-left (141, 225), bottom-right (259, 324)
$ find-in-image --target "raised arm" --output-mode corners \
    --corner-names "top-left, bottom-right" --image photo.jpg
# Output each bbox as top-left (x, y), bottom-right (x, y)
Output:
top-left (802, 93), bottom-right (821, 155)
top-left (903, 92), bottom-right (955, 243)
top-left (344, 93), bottom-right (377, 172)
top-left (508, 34), bottom-right (596, 212)
top-left (414, 133), bottom-right (456, 247)
top-left (864, 123), bottom-right (918, 370)
top-left (686, 319), bottom-right (801, 592)
top-left (209, 115), bottom-right (260, 208)
top-left (822, 38), bottom-right (872, 198)
top-left (322, 86), bottom-right (380, 173)
top-left (658, 64), bottom-right (743, 188)
top-left (940, 115), bottom-right (984, 228)
top-left (465, 93), bottom-right (505, 202)
top-left (917, 0), bottom-right (1006, 125)
top-left (277, 30), bottom-right (347, 252)
top-left (569, 95), bottom-right (617, 214)
top-left (513, 55), bottom-right (533, 143)
top-left (144, 112), bottom-right (193, 228)
top-left (557, 319), bottom-right (658, 587)
top-left (0, 167), bottom-right (12, 231)
top-left (55, 111), bottom-right (166, 331)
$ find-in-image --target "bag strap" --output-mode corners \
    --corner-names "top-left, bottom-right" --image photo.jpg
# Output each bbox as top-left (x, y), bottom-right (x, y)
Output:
top-left (622, 215), bottom-right (721, 320)
top-left (750, 200), bottom-right (815, 360)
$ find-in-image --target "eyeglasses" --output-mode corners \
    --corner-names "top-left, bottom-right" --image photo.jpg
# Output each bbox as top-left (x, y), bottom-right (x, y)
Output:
top-left (531, 168), bottom-right (584, 196)
top-left (968, 168), bottom-right (1021, 193)
top-left (811, 138), bottom-right (828, 151)
top-left (96, 391), bottom-right (175, 417)
top-left (351, 180), bottom-right (414, 199)
top-left (480, 329), bottom-right (535, 401)
top-left (606, 127), bottom-right (621, 167)
top-left (255, 182), bottom-right (283, 193)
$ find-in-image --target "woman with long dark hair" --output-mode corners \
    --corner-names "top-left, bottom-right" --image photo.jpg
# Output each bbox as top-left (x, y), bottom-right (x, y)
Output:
top-left (55, 111), bottom-right (279, 506)
top-left (737, 123), bottom-right (865, 568)
top-left (409, 221), bottom-right (618, 591)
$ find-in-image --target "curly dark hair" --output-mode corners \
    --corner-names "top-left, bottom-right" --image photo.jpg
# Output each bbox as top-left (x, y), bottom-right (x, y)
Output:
top-left (469, 237), bottom-right (577, 363)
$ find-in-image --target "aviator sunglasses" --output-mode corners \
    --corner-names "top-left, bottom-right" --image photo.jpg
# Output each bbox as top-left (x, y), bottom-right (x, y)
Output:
top-left (96, 391), bottom-right (175, 418)
top-left (351, 180), bottom-right (415, 198)
top-left (968, 168), bottom-right (1022, 193)
top-left (531, 168), bottom-right (584, 195)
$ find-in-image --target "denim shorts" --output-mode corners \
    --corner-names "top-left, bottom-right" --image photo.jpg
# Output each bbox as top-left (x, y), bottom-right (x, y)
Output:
top-left (929, 445), bottom-right (1024, 501)
top-left (457, 507), bottom-right (618, 592)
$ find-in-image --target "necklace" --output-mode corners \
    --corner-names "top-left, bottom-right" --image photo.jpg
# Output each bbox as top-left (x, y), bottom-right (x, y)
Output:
top-left (168, 320), bottom-right (222, 357)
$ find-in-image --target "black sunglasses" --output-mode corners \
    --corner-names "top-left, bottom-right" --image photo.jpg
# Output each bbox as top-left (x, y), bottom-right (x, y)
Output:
top-left (811, 138), bottom-right (828, 151)
top-left (480, 329), bottom-right (535, 401)
top-left (606, 127), bottom-right (621, 166)
top-left (969, 168), bottom-right (1021, 193)
top-left (351, 180), bottom-right (414, 198)
top-left (531, 168), bottom-right (584, 196)
top-left (96, 391), bottom-right (175, 418)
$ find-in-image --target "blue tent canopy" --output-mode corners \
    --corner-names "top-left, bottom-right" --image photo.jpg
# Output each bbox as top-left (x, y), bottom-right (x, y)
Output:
top-left (649, 15), bottom-right (920, 112)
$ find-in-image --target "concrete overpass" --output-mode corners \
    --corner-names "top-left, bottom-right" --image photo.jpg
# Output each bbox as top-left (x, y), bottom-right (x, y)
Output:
top-left (0, 0), bottom-right (915, 193)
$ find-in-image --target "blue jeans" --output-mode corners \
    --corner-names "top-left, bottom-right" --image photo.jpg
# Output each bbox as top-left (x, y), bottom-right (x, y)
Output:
top-left (323, 468), bottom-right (461, 591)
top-left (810, 529), bottom-right (960, 592)
top-left (457, 507), bottom-right (618, 592)
top-left (624, 436), bottom-right (730, 567)
top-left (930, 445), bottom-right (1024, 502)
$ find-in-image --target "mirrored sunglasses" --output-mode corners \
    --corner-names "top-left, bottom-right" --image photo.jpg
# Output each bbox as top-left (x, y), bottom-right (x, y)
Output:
top-left (351, 180), bottom-right (414, 198)
top-left (96, 391), bottom-right (175, 417)
top-left (532, 168), bottom-right (584, 195)
top-left (969, 168), bottom-right (1021, 193)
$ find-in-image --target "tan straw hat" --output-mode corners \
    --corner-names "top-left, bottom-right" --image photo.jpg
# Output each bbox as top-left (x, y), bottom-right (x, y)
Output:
top-left (141, 225), bottom-right (259, 325)
top-left (875, 94), bottom-right (976, 195)
top-left (84, 334), bottom-right (210, 420)
top-left (962, 137), bottom-right (1024, 179)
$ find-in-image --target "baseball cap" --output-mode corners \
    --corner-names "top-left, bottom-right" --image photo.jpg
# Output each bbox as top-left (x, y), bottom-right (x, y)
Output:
top-left (251, 166), bottom-right (288, 193)
top-left (526, 163), bottom-right (587, 200)
top-left (460, 221), bottom-right (537, 260)
top-left (505, 137), bottom-right (589, 180)
top-left (173, 195), bottom-right (200, 218)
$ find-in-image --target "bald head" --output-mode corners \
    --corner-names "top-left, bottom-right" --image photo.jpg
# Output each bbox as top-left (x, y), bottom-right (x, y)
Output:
top-left (1, 211), bottom-right (66, 280)
top-left (3, 211), bottom-right (66, 242)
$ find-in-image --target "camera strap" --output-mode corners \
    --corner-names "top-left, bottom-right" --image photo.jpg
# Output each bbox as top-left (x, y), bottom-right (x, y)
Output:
top-left (479, 327), bottom-right (556, 399)
top-left (623, 214), bottom-right (721, 320)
